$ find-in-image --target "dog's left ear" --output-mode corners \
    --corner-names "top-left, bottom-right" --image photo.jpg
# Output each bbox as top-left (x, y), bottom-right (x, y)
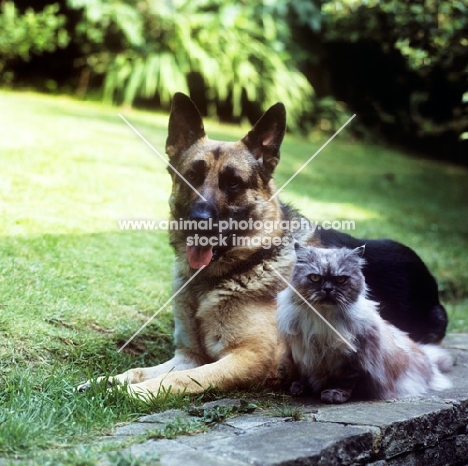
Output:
top-left (166, 92), bottom-right (206, 160)
top-left (241, 103), bottom-right (286, 180)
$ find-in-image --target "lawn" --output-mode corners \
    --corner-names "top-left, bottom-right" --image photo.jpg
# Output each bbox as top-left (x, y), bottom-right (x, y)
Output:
top-left (0, 90), bottom-right (467, 464)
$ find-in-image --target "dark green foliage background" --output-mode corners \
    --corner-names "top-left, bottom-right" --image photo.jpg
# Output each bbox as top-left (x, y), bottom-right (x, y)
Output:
top-left (2, 0), bottom-right (467, 161)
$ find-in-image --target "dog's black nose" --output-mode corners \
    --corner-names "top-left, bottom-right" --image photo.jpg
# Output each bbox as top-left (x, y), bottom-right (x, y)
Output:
top-left (188, 201), bottom-right (218, 221)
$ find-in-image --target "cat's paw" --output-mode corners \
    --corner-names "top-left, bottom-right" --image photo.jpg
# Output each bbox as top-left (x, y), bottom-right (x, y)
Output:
top-left (321, 388), bottom-right (351, 404)
top-left (290, 381), bottom-right (305, 397)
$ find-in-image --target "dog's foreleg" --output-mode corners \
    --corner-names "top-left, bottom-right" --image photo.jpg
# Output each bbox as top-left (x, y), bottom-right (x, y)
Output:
top-left (112, 350), bottom-right (203, 384)
top-left (127, 347), bottom-right (276, 397)
top-left (76, 350), bottom-right (202, 391)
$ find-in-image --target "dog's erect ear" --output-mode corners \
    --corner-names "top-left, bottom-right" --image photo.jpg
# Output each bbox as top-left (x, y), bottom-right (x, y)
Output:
top-left (241, 103), bottom-right (286, 179)
top-left (166, 93), bottom-right (206, 159)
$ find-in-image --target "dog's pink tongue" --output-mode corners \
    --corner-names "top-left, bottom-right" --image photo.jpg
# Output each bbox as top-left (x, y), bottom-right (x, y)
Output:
top-left (186, 245), bottom-right (213, 269)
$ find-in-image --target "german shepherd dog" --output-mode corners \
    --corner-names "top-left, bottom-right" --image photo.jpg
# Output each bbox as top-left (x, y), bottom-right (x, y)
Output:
top-left (79, 93), bottom-right (447, 397)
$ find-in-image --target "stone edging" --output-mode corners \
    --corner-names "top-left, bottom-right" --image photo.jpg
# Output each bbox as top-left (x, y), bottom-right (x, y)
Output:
top-left (102, 334), bottom-right (468, 465)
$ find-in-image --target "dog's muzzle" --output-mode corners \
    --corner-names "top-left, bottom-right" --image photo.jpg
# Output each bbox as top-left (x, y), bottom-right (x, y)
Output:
top-left (185, 201), bottom-right (220, 269)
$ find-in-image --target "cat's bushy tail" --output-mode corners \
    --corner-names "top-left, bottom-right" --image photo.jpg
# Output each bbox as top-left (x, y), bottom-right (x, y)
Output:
top-left (422, 344), bottom-right (453, 391)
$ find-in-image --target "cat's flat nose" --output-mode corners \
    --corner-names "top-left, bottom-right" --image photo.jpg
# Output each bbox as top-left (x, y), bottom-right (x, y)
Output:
top-left (323, 284), bottom-right (334, 294)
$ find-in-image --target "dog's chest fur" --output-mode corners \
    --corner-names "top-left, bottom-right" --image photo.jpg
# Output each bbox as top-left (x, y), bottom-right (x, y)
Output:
top-left (174, 245), bottom-right (295, 362)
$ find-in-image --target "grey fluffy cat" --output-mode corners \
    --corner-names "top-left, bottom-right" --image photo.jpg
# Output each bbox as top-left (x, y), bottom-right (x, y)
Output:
top-left (277, 245), bottom-right (452, 403)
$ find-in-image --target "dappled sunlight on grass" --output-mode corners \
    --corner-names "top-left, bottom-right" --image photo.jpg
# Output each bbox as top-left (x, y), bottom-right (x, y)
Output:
top-left (1, 91), bottom-right (172, 236)
top-left (0, 90), bottom-right (467, 459)
top-left (280, 193), bottom-right (380, 223)
top-left (1, 89), bottom-right (467, 318)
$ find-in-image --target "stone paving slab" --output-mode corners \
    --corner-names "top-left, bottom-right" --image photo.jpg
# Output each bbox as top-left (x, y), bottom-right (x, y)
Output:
top-left (100, 335), bottom-right (468, 465)
top-left (185, 422), bottom-right (378, 465)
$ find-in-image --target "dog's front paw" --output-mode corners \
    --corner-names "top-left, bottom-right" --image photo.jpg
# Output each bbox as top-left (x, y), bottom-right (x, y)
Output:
top-left (321, 388), bottom-right (352, 404)
top-left (123, 380), bottom-right (169, 402)
top-left (125, 383), bottom-right (156, 401)
top-left (76, 381), bottom-right (92, 393)
top-left (76, 376), bottom-right (120, 393)
top-left (126, 373), bottom-right (197, 400)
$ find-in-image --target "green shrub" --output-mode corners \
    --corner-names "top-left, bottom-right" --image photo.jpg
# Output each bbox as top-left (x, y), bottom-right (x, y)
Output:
top-left (67, 0), bottom-right (314, 130)
top-left (0, 2), bottom-right (68, 81)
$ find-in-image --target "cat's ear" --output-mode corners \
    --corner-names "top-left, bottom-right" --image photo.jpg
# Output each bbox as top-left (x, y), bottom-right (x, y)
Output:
top-left (293, 241), bottom-right (308, 262)
top-left (294, 241), bottom-right (308, 254)
top-left (351, 245), bottom-right (366, 258)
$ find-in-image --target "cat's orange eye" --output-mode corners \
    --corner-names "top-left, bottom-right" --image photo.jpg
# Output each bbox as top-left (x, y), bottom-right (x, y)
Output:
top-left (335, 276), bottom-right (347, 284)
top-left (309, 274), bottom-right (321, 283)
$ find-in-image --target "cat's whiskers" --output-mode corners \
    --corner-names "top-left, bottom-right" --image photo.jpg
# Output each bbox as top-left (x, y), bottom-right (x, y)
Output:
top-left (273, 268), bottom-right (358, 353)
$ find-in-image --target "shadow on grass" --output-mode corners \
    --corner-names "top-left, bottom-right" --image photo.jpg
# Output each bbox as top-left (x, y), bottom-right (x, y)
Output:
top-left (0, 229), bottom-right (175, 379)
top-left (0, 206), bottom-right (466, 459)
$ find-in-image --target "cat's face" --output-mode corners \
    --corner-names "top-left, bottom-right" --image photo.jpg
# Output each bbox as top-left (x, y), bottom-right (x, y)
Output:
top-left (291, 245), bottom-right (365, 310)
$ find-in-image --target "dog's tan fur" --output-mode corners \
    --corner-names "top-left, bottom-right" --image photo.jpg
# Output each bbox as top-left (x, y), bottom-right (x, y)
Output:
top-left (77, 93), bottom-right (448, 398)
top-left (80, 93), bottom-right (298, 397)
top-left (114, 254), bottom-right (293, 396)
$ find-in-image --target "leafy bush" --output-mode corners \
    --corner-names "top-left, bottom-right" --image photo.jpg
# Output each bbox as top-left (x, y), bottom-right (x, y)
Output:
top-left (0, 2), bottom-right (68, 80)
top-left (67, 0), bottom-right (314, 129)
top-left (320, 0), bottom-right (468, 154)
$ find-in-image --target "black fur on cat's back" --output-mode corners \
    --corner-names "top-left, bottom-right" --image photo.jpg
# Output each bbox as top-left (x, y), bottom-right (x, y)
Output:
top-left (312, 227), bottom-right (447, 344)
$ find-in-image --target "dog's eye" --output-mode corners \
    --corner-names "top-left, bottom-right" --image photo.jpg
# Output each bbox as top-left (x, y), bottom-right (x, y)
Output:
top-left (227, 178), bottom-right (240, 189)
top-left (308, 274), bottom-right (321, 283)
top-left (335, 276), bottom-right (348, 284)
top-left (220, 165), bottom-right (243, 192)
top-left (222, 174), bottom-right (241, 191)
top-left (186, 171), bottom-right (197, 182)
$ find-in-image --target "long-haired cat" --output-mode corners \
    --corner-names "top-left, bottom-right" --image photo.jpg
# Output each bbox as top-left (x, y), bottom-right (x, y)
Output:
top-left (277, 245), bottom-right (452, 404)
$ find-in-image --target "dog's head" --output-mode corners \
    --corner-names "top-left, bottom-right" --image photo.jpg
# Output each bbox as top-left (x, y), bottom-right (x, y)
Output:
top-left (165, 92), bottom-right (287, 270)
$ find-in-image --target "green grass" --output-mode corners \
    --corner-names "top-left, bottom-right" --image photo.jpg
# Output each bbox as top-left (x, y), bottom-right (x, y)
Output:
top-left (270, 404), bottom-right (304, 421)
top-left (0, 90), bottom-right (467, 463)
